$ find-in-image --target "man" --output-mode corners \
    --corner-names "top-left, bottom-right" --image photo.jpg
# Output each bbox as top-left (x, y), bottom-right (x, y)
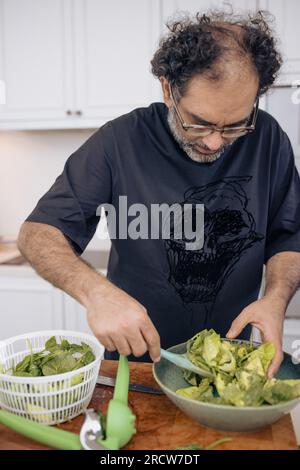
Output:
top-left (18, 11), bottom-right (300, 378)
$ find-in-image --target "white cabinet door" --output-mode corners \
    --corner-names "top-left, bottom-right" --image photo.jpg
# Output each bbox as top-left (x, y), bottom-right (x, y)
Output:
top-left (0, 271), bottom-right (64, 340)
top-left (162, 1), bottom-right (257, 23)
top-left (63, 268), bottom-right (107, 335)
top-left (0, 0), bottom-right (74, 129)
top-left (259, 0), bottom-right (300, 84)
top-left (63, 294), bottom-right (93, 335)
top-left (73, 0), bottom-right (162, 121)
top-left (263, 86), bottom-right (300, 158)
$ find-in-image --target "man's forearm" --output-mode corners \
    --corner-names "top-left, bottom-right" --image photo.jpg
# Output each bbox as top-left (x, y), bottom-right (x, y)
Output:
top-left (264, 251), bottom-right (300, 308)
top-left (18, 221), bottom-right (108, 308)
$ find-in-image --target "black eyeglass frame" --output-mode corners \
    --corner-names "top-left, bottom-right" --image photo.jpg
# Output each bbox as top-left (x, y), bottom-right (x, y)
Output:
top-left (169, 83), bottom-right (259, 138)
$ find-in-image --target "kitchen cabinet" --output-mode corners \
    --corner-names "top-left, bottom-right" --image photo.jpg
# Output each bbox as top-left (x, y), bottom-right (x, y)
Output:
top-left (0, 263), bottom-right (107, 340)
top-left (162, 0), bottom-right (300, 85)
top-left (0, 0), bottom-right (161, 130)
top-left (0, 266), bottom-right (64, 340)
top-left (258, 1), bottom-right (300, 158)
top-left (63, 294), bottom-right (93, 335)
top-left (162, 0), bottom-right (258, 25)
top-left (259, 0), bottom-right (300, 84)
top-left (263, 86), bottom-right (300, 158)
top-left (0, 0), bottom-right (74, 129)
top-left (72, 0), bottom-right (161, 122)
top-left (0, 0), bottom-right (298, 130)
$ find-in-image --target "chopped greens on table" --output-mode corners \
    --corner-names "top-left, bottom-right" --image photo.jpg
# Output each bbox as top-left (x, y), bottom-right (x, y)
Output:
top-left (176, 329), bottom-right (300, 407)
top-left (1, 336), bottom-right (95, 422)
top-left (174, 437), bottom-right (233, 450)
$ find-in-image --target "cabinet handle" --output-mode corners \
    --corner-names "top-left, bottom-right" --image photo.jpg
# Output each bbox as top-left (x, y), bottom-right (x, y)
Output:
top-left (66, 110), bottom-right (83, 116)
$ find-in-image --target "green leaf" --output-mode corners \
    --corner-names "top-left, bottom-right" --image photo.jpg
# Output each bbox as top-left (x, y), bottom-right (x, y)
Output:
top-left (70, 373), bottom-right (84, 386)
top-left (60, 339), bottom-right (71, 350)
top-left (41, 352), bottom-right (78, 376)
top-left (215, 372), bottom-right (231, 395)
top-left (26, 403), bottom-right (53, 424)
top-left (182, 369), bottom-right (199, 386)
top-left (202, 330), bottom-right (221, 366)
top-left (174, 443), bottom-right (205, 450)
top-left (263, 379), bottom-right (300, 405)
top-left (45, 336), bottom-right (61, 352)
top-left (14, 355), bottom-right (31, 373)
top-left (222, 382), bottom-right (246, 407)
top-left (177, 329), bottom-right (299, 407)
top-left (244, 342), bottom-right (275, 375)
top-left (176, 386), bottom-right (204, 400)
top-left (174, 438), bottom-right (233, 451)
top-left (13, 371), bottom-right (34, 377)
top-left (13, 336), bottom-right (95, 378)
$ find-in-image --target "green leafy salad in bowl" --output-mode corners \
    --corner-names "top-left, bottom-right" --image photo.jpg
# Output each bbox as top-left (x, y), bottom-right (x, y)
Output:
top-left (176, 329), bottom-right (300, 407)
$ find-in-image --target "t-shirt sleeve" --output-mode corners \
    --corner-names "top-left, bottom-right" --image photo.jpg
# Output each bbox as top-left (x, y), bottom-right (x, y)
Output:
top-left (25, 124), bottom-right (113, 255)
top-left (264, 130), bottom-right (300, 263)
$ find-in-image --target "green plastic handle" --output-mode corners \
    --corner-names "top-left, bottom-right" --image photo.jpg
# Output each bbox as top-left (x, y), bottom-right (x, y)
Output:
top-left (0, 410), bottom-right (82, 450)
top-left (113, 355), bottom-right (129, 404)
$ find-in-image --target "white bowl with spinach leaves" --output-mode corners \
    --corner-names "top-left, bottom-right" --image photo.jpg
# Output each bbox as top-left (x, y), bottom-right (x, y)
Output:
top-left (0, 330), bottom-right (104, 425)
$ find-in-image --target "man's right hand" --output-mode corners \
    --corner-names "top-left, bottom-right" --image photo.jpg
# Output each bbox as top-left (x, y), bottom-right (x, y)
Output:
top-left (86, 281), bottom-right (161, 362)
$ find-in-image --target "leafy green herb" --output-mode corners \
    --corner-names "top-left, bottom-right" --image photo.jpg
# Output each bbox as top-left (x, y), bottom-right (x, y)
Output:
top-left (174, 438), bottom-right (233, 450)
top-left (10, 336), bottom-right (95, 378)
top-left (176, 329), bottom-right (300, 407)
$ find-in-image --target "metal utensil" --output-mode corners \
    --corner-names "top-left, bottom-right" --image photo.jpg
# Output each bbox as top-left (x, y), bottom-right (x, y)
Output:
top-left (97, 374), bottom-right (164, 395)
top-left (79, 409), bottom-right (107, 450)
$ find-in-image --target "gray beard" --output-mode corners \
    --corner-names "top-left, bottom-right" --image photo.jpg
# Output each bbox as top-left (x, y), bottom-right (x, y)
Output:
top-left (167, 108), bottom-right (231, 163)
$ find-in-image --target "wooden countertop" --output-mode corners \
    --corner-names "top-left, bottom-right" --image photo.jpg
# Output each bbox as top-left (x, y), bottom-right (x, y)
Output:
top-left (0, 360), bottom-right (298, 450)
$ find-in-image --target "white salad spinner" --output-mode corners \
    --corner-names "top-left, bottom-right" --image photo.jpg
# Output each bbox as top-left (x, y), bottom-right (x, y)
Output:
top-left (0, 330), bottom-right (104, 425)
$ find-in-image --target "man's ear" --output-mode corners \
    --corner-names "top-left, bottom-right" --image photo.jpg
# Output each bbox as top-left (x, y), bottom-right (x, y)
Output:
top-left (160, 77), bottom-right (171, 108)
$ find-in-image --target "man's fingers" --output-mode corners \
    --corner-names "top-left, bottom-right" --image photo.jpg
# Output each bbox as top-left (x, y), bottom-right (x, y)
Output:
top-left (113, 337), bottom-right (132, 357)
top-left (141, 321), bottom-right (161, 363)
top-left (226, 310), bottom-right (251, 339)
top-left (260, 331), bottom-right (284, 379)
top-left (104, 336), bottom-right (117, 352)
top-left (97, 335), bottom-right (116, 352)
top-left (127, 335), bottom-right (148, 358)
top-left (267, 345), bottom-right (284, 379)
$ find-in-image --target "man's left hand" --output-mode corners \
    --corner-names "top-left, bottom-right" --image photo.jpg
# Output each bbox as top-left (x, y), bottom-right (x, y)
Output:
top-left (226, 295), bottom-right (285, 378)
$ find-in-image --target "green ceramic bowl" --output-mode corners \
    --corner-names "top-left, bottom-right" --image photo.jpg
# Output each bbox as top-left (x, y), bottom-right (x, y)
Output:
top-left (153, 340), bottom-right (300, 432)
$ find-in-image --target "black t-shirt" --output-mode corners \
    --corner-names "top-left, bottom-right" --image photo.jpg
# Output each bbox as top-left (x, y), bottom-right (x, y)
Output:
top-left (26, 102), bottom-right (300, 362)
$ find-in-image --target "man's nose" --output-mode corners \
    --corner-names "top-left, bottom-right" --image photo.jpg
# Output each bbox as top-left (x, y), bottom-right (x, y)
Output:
top-left (201, 131), bottom-right (224, 151)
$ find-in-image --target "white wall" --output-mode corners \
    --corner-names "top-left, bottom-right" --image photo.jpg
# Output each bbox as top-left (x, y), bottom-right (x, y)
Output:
top-left (0, 128), bottom-right (110, 250)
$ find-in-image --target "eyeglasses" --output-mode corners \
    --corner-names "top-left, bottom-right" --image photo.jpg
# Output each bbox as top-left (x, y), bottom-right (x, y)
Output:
top-left (169, 84), bottom-right (259, 139)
